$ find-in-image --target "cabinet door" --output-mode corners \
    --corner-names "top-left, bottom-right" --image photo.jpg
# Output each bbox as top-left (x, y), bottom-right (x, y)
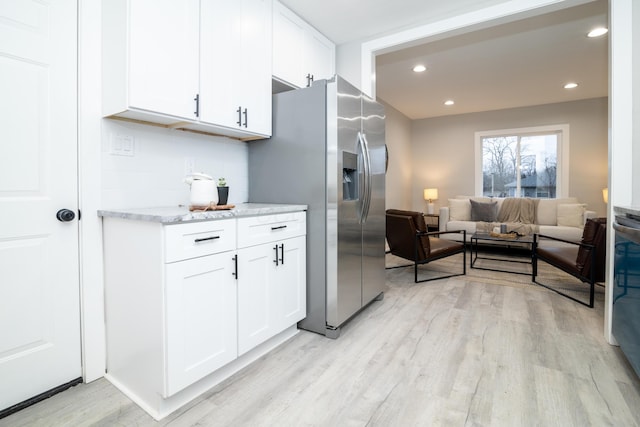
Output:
top-left (200, 0), bottom-right (240, 129)
top-left (272, 1), bottom-right (335, 89)
top-left (128, 0), bottom-right (199, 119)
top-left (200, 0), bottom-right (271, 136)
top-left (304, 30), bottom-right (335, 84)
top-left (272, 1), bottom-right (305, 88)
top-left (164, 252), bottom-right (237, 397)
top-left (238, 0), bottom-right (272, 135)
top-left (273, 236), bottom-right (306, 332)
top-left (237, 243), bottom-right (276, 355)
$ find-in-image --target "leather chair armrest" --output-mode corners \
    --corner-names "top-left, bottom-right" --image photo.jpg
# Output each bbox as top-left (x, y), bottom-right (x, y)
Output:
top-left (535, 233), bottom-right (595, 250)
top-left (418, 229), bottom-right (467, 243)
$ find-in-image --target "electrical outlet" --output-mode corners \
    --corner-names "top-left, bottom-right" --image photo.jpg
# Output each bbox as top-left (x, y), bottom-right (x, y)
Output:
top-left (110, 134), bottom-right (135, 156)
top-left (184, 158), bottom-right (195, 175)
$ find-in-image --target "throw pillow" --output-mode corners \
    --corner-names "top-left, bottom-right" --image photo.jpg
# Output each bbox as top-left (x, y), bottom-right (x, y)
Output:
top-left (448, 199), bottom-right (471, 221)
top-left (557, 203), bottom-right (586, 228)
top-left (537, 197), bottom-right (579, 225)
top-left (470, 199), bottom-right (498, 222)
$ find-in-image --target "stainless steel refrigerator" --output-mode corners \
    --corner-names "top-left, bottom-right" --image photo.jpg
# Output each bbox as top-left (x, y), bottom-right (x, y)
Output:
top-left (248, 75), bottom-right (386, 338)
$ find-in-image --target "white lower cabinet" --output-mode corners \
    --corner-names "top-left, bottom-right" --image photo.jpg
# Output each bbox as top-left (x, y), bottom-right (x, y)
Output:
top-left (164, 253), bottom-right (237, 396)
top-left (237, 235), bottom-right (306, 355)
top-left (102, 210), bottom-right (306, 420)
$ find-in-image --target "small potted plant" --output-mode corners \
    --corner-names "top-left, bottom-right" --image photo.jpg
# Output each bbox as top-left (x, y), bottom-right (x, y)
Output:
top-left (217, 177), bottom-right (229, 205)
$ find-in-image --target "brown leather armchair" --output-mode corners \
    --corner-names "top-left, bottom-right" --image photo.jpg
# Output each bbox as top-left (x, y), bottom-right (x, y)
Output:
top-left (532, 217), bottom-right (607, 307)
top-left (386, 209), bottom-right (466, 283)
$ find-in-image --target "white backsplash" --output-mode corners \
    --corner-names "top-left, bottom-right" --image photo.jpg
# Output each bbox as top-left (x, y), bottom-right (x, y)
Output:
top-left (101, 119), bottom-right (250, 209)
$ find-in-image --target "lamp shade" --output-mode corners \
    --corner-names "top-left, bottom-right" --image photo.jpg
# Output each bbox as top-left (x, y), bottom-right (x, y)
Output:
top-left (602, 188), bottom-right (608, 204)
top-left (423, 188), bottom-right (438, 201)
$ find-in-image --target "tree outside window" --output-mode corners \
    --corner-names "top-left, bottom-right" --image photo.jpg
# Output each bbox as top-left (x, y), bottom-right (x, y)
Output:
top-left (482, 133), bottom-right (558, 198)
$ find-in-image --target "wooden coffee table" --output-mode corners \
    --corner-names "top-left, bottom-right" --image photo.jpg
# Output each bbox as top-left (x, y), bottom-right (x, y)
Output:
top-left (470, 232), bottom-right (534, 275)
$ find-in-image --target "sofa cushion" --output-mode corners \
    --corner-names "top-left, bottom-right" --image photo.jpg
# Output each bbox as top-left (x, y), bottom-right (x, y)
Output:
top-left (470, 199), bottom-right (498, 222)
top-left (536, 197), bottom-right (578, 225)
top-left (538, 225), bottom-right (584, 243)
top-left (446, 220), bottom-right (477, 234)
top-left (557, 203), bottom-right (586, 228)
top-left (449, 199), bottom-right (471, 221)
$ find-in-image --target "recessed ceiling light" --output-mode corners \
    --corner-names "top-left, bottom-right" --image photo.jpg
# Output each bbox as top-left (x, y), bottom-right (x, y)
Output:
top-left (444, 100), bottom-right (455, 106)
top-left (587, 27), bottom-right (608, 38)
top-left (412, 65), bottom-right (426, 73)
top-left (564, 83), bottom-right (578, 89)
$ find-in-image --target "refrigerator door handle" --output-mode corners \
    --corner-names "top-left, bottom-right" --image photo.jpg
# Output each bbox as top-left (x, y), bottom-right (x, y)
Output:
top-left (360, 132), bottom-right (373, 223)
top-left (356, 132), bottom-right (364, 223)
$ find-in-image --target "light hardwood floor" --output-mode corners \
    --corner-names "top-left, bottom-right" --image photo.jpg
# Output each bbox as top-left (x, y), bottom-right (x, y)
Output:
top-left (3, 257), bottom-right (640, 426)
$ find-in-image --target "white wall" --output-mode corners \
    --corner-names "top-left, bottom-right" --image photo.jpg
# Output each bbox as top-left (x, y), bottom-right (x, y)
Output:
top-left (336, 41), bottom-right (363, 90)
top-left (101, 120), bottom-right (249, 210)
top-left (380, 100), bottom-right (413, 210)
top-left (409, 98), bottom-right (608, 215)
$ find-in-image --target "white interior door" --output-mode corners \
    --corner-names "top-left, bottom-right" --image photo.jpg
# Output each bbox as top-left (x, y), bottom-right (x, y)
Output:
top-left (0, 0), bottom-right (81, 412)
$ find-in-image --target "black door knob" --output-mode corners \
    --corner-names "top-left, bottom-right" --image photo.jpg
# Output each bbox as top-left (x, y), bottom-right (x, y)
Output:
top-left (56, 209), bottom-right (76, 222)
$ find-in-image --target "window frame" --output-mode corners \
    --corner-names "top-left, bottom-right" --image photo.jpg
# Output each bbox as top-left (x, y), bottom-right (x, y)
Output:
top-left (474, 124), bottom-right (570, 198)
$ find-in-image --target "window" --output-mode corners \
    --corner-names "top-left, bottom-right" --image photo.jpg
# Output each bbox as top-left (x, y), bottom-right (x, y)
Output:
top-left (475, 125), bottom-right (569, 198)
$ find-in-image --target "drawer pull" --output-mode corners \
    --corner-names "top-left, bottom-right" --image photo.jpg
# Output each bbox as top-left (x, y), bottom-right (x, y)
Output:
top-left (232, 255), bottom-right (238, 279)
top-left (279, 243), bottom-right (284, 265)
top-left (194, 235), bottom-right (220, 243)
top-left (271, 225), bottom-right (287, 231)
top-left (273, 245), bottom-right (279, 266)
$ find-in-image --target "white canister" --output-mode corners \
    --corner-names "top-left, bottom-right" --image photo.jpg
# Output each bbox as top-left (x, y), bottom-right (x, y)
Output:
top-left (184, 173), bottom-right (218, 206)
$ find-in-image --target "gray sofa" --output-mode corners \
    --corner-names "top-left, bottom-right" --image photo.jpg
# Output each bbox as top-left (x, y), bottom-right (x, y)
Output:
top-left (439, 196), bottom-right (596, 247)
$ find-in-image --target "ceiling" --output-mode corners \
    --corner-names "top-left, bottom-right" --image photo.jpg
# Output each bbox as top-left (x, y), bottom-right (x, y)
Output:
top-left (278, 0), bottom-right (609, 120)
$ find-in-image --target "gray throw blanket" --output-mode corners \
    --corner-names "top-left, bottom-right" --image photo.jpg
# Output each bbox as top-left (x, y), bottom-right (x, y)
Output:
top-left (476, 198), bottom-right (540, 236)
top-left (498, 198), bottom-right (537, 224)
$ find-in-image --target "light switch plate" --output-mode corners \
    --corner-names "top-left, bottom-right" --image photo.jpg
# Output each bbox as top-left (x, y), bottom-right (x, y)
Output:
top-left (110, 134), bottom-right (135, 156)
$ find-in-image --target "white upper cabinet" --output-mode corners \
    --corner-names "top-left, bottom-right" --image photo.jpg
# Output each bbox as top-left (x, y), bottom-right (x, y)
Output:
top-left (200, 0), bottom-right (272, 136)
top-left (102, 0), bottom-right (272, 140)
top-left (272, 0), bottom-right (335, 88)
top-left (128, 0), bottom-right (199, 120)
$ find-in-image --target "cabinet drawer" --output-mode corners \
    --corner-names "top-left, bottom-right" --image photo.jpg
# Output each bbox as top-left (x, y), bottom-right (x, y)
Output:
top-left (237, 211), bottom-right (306, 248)
top-left (164, 219), bottom-right (236, 263)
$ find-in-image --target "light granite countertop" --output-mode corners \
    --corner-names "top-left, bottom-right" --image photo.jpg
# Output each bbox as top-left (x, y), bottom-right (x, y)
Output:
top-left (97, 203), bottom-right (307, 224)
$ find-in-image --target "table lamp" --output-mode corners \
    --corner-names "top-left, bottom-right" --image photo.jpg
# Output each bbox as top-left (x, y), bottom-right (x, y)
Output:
top-left (424, 188), bottom-right (438, 214)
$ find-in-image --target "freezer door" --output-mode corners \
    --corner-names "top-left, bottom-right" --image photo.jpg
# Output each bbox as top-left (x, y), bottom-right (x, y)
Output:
top-left (326, 76), bottom-right (364, 328)
top-left (361, 95), bottom-right (386, 304)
